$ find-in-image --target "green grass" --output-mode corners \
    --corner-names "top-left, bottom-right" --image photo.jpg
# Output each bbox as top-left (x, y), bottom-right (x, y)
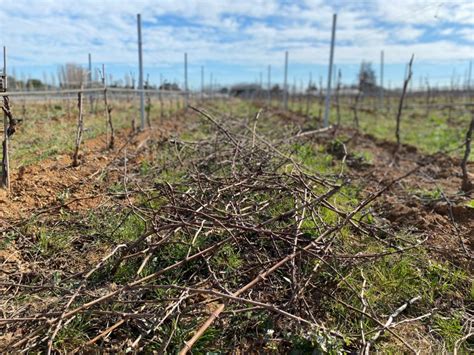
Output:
top-left (432, 314), bottom-right (465, 351)
top-left (54, 314), bottom-right (90, 350)
top-left (410, 186), bottom-right (444, 203)
top-left (9, 97), bottom-right (183, 167)
top-left (324, 242), bottom-right (471, 352)
top-left (36, 227), bottom-right (71, 256)
top-left (289, 96), bottom-right (473, 160)
top-left (465, 199), bottom-right (474, 208)
top-left (211, 244), bottom-right (244, 275)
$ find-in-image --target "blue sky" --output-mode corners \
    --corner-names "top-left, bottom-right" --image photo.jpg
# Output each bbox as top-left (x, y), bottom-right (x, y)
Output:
top-left (0, 0), bottom-right (473, 90)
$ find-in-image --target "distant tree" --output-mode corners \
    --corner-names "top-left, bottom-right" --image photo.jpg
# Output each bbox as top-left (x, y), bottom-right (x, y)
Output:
top-left (124, 73), bottom-right (132, 88)
top-left (0, 75), bottom-right (31, 90)
top-left (271, 84), bottom-right (282, 94)
top-left (230, 84), bottom-right (259, 97)
top-left (159, 82), bottom-right (180, 91)
top-left (26, 79), bottom-right (44, 90)
top-left (109, 80), bottom-right (122, 88)
top-left (144, 82), bottom-right (156, 90)
top-left (306, 84), bottom-right (317, 94)
top-left (58, 63), bottom-right (87, 88)
top-left (6, 76), bottom-right (19, 90)
top-left (358, 61), bottom-right (377, 93)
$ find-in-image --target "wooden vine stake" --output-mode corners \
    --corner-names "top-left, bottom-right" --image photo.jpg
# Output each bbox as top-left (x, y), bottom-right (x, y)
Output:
top-left (1, 46), bottom-right (11, 191)
top-left (159, 88), bottom-right (164, 121)
top-left (101, 64), bottom-right (114, 149)
top-left (1, 96), bottom-right (16, 190)
top-left (352, 85), bottom-right (362, 129)
top-left (395, 54), bottom-right (414, 150)
top-left (130, 72), bottom-right (137, 133)
top-left (145, 74), bottom-right (152, 128)
top-left (461, 113), bottom-right (473, 192)
top-left (335, 69), bottom-right (342, 126)
top-left (72, 84), bottom-right (84, 167)
top-left (305, 77), bottom-right (311, 119)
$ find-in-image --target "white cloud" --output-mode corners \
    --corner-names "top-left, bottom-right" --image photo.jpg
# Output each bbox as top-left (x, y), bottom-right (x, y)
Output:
top-left (457, 28), bottom-right (474, 42)
top-left (392, 26), bottom-right (424, 42)
top-left (373, 0), bottom-right (474, 26)
top-left (0, 0), bottom-right (471, 85)
top-left (440, 28), bottom-right (455, 36)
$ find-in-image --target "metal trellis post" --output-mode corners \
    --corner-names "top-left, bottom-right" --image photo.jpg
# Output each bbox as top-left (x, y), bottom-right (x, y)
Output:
top-left (137, 14), bottom-right (145, 130)
top-left (323, 13), bottom-right (337, 128)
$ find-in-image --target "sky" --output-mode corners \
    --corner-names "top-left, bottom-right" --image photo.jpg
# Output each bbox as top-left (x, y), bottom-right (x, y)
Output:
top-left (0, 0), bottom-right (473, 90)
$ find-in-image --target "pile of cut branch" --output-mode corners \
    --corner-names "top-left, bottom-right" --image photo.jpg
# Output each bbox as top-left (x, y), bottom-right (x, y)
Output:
top-left (1, 107), bottom-right (424, 353)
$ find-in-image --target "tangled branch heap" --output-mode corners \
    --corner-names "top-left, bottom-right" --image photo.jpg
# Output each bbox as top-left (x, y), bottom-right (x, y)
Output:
top-left (1, 107), bottom-right (424, 353)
